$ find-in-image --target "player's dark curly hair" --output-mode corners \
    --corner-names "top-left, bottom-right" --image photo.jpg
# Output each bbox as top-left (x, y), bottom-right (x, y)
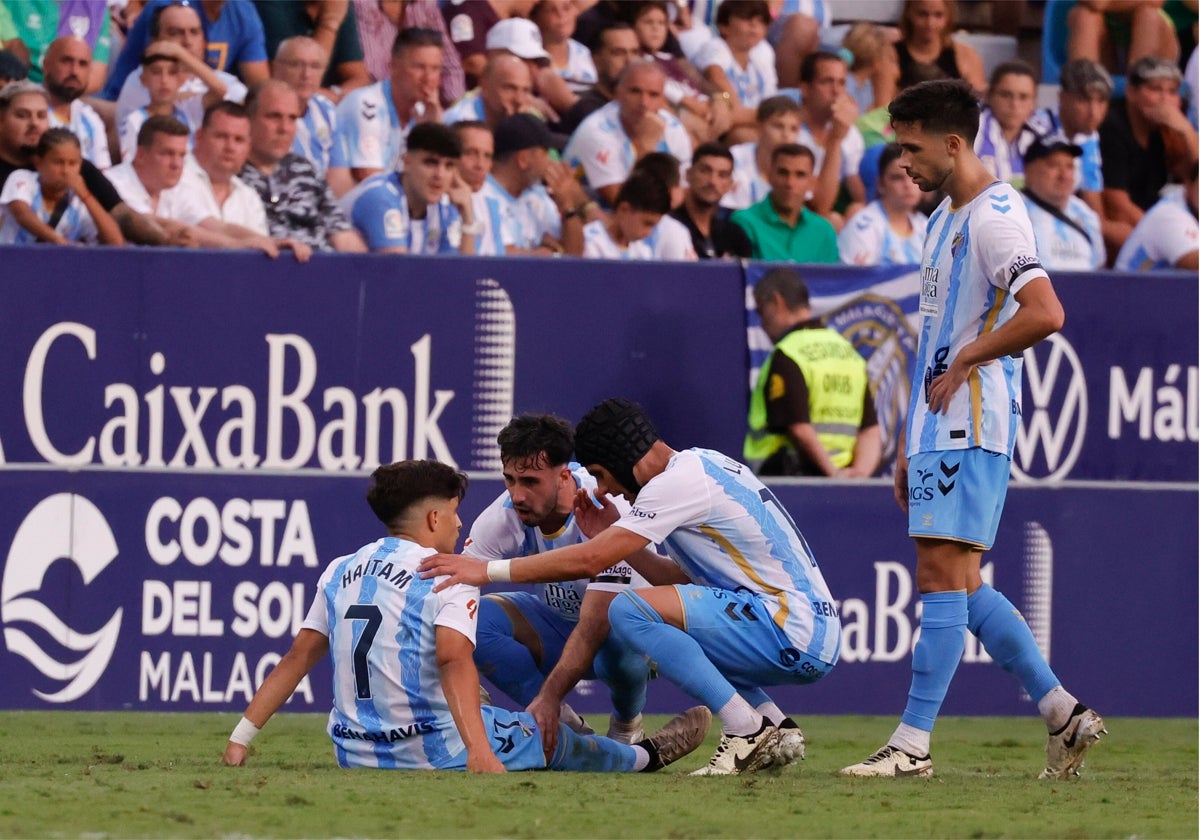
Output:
top-left (367, 460), bottom-right (467, 529)
top-left (497, 414), bottom-right (574, 470)
top-left (888, 78), bottom-right (980, 144)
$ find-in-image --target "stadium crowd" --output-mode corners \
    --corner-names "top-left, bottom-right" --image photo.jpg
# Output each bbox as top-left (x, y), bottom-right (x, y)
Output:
top-left (0, 0), bottom-right (1194, 266)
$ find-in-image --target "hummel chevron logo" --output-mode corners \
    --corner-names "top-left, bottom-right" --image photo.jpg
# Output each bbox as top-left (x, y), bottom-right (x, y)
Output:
top-left (939, 461), bottom-right (959, 477)
top-left (938, 480), bottom-right (955, 495)
top-left (724, 603), bottom-right (759, 622)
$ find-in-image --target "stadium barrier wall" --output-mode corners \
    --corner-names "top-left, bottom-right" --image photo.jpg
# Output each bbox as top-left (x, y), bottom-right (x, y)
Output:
top-left (0, 248), bottom-right (1195, 716)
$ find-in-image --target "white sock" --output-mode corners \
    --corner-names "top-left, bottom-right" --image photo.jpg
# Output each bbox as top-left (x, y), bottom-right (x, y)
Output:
top-left (717, 695), bottom-right (763, 736)
top-left (1037, 685), bottom-right (1078, 731)
top-left (631, 745), bottom-right (650, 772)
top-left (755, 700), bottom-right (787, 726)
top-left (888, 722), bottom-right (931, 757)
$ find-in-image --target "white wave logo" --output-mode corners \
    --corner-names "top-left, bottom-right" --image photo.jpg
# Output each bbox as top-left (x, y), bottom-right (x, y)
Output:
top-left (2, 494), bottom-right (123, 702)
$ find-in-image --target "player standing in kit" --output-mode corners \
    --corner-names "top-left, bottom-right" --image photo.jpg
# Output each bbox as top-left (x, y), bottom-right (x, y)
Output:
top-left (840, 79), bottom-right (1105, 780)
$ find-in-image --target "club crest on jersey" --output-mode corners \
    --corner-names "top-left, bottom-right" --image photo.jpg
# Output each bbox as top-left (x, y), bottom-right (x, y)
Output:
top-left (950, 230), bottom-right (965, 259)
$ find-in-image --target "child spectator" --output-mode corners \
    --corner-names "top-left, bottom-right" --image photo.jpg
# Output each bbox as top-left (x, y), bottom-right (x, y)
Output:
top-left (721, 94), bottom-right (801, 211)
top-left (581, 170), bottom-right (669, 259)
top-left (0, 127), bottom-right (123, 245)
top-left (692, 0), bottom-right (776, 142)
top-left (841, 22), bottom-right (898, 114)
top-left (119, 51), bottom-right (194, 164)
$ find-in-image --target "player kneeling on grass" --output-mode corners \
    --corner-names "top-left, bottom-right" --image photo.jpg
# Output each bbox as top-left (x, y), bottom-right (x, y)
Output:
top-left (222, 460), bottom-right (710, 772)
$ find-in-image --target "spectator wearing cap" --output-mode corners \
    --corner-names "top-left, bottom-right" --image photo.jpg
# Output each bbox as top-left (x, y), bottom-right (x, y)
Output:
top-left (442, 53), bottom-right (533, 130)
top-left (1021, 133), bottom-right (1105, 271)
top-left (483, 16), bottom-right (569, 128)
top-left (1100, 56), bottom-right (1199, 254)
top-left (344, 121), bottom-right (478, 254)
top-left (442, 0), bottom-right (536, 88)
top-left (1031, 59), bottom-right (1113, 226)
top-left (327, 27), bottom-right (444, 197)
top-left (1114, 164), bottom-right (1199, 271)
top-left (671, 142), bottom-right (753, 260)
top-left (731, 143), bottom-right (838, 264)
top-left (563, 61), bottom-right (691, 208)
top-left (476, 111), bottom-right (585, 256)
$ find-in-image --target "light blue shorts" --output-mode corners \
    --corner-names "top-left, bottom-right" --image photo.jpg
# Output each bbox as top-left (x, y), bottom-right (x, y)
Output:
top-left (907, 448), bottom-right (1010, 549)
top-left (674, 585), bottom-right (835, 687)
top-left (443, 707), bottom-right (546, 771)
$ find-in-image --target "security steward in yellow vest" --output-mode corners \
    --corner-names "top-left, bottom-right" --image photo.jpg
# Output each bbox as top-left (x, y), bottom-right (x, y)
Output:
top-left (745, 268), bottom-right (881, 477)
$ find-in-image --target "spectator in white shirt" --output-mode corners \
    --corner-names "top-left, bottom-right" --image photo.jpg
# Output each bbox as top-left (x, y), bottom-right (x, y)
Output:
top-left (114, 3), bottom-right (246, 133)
top-left (721, 95), bottom-right (801, 211)
top-left (839, 143), bottom-right (928, 267)
top-left (564, 60), bottom-right (691, 208)
top-left (41, 37), bottom-right (110, 169)
top-left (1114, 165), bottom-right (1199, 271)
top-left (581, 170), bottom-right (668, 260)
top-left (1020, 133), bottom-right (1105, 271)
top-left (186, 101), bottom-right (311, 260)
top-left (104, 114), bottom-right (207, 245)
top-left (693, 0), bottom-right (776, 144)
top-left (797, 50), bottom-right (866, 227)
top-left (271, 36), bottom-right (338, 179)
top-left (630, 151), bottom-right (698, 261)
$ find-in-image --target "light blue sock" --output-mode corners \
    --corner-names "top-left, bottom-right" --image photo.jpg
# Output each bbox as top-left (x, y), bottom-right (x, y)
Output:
top-left (608, 590), bottom-right (737, 712)
top-left (547, 724), bottom-right (637, 772)
top-left (473, 598), bottom-right (544, 706)
top-left (593, 635), bottom-right (649, 721)
top-left (900, 591), bottom-right (968, 732)
top-left (968, 583), bottom-right (1060, 702)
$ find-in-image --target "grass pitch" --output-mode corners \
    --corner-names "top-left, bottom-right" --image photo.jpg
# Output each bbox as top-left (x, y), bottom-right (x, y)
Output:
top-left (0, 711), bottom-right (1194, 839)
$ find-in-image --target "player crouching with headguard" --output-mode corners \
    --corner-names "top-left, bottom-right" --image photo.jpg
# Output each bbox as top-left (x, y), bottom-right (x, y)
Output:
top-left (422, 399), bottom-right (841, 775)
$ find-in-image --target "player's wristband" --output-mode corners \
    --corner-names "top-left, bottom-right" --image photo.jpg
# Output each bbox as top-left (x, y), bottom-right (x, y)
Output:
top-left (229, 716), bottom-right (260, 746)
top-left (486, 560), bottom-right (512, 582)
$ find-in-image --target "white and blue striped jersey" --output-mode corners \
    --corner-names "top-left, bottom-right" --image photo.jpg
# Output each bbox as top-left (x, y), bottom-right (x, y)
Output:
top-left (469, 184), bottom-right (509, 256)
top-left (331, 80), bottom-right (411, 173)
top-left (48, 100), bottom-right (111, 169)
top-left (346, 172), bottom-right (463, 253)
top-left (302, 537), bottom-right (479, 769)
top-left (581, 219), bottom-right (654, 259)
top-left (720, 141), bottom-right (768, 211)
top-left (0, 169), bottom-right (99, 244)
top-left (1023, 193), bottom-right (1104, 270)
top-left (293, 93), bottom-right (338, 179)
top-left (476, 175), bottom-right (526, 251)
top-left (442, 90), bottom-right (487, 126)
top-left (838, 200), bottom-right (927, 266)
top-left (120, 106), bottom-right (195, 164)
top-left (975, 108), bottom-right (1038, 189)
top-left (692, 38), bottom-right (778, 109)
top-left (462, 464), bottom-right (647, 622)
top-left (520, 183), bottom-right (562, 245)
top-left (1114, 188), bottom-right (1199, 270)
top-left (908, 182), bottom-right (1048, 457)
top-left (564, 101), bottom-right (692, 192)
top-left (612, 448), bottom-right (839, 664)
top-left (556, 39), bottom-right (598, 93)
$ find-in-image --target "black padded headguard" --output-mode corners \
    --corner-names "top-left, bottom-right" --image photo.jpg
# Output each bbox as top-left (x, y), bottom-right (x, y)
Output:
top-left (574, 398), bottom-right (659, 494)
